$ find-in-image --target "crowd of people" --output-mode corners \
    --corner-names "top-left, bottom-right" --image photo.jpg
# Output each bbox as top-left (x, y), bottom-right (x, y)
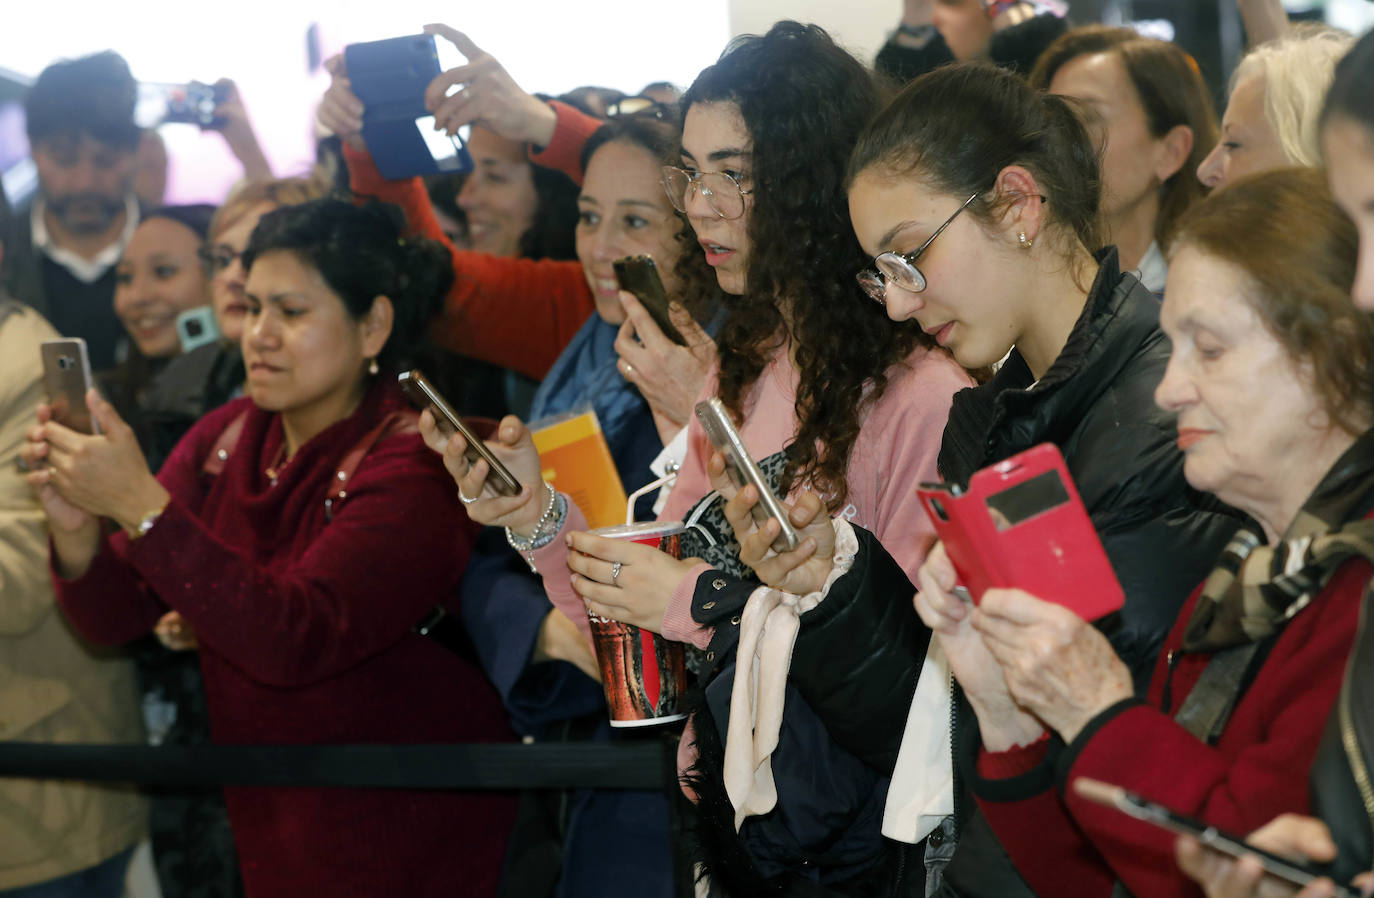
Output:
top-left (2, 1), bottom-right (1374, 897)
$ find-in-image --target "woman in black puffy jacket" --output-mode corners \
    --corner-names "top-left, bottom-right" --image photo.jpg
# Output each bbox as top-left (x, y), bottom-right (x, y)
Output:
top-left (710, 62), bottom-right (1244, 897)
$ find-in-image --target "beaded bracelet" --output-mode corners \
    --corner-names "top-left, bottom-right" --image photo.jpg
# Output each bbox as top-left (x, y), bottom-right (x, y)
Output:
top-left (505, 483), bottom-right (567, 572)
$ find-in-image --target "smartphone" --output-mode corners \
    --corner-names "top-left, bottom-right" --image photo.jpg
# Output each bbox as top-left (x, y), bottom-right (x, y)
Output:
top-left (343, 34), bottom-right (473, 180)
top-left (40, 339), bottom-right (99, 434)
top-left (176, 306), bottom-right (221, 354)
top-left (613, 255), bottom-right (686, 346)
top-left (695, 397), bottom-right (801, 553)
top-left (397, 369), bottom-right (520, 496)
top-left (1072, 778), bottom-right (1358, 898)
top-left (135, 81), bottom-right (227, 130)
top-left (917, 443), bottom-right (1123, 620)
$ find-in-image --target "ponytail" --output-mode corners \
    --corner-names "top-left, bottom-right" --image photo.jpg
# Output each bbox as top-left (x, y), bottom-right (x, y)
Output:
top-left (847, 61), bottom-right (1103, 257)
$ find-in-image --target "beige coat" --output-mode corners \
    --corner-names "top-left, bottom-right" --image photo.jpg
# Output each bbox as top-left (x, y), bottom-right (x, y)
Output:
top-left (0, 301), bottom-right (146, 888)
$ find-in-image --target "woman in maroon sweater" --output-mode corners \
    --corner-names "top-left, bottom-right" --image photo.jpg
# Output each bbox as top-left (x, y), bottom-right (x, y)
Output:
top-left (22, 199), bottom-right (515, 898)
top-left (914, 168), bottom-right (1374, 898)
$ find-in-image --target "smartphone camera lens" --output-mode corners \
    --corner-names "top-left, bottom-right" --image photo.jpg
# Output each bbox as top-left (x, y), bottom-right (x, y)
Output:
top-left (57, 355), bottom-right (75, 370)
top-left (184, 319), bottom-right (204, 338)
top-left (930, 497), bottom-right (949, 521)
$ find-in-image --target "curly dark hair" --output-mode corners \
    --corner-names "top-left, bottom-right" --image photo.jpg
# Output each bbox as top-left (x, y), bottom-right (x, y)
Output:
top-left (682, 21), bottom-right (933, 509)
top-left (243, 198), bottom-right (454, 373)
top-left (578, 111), bottom-right (718, 324)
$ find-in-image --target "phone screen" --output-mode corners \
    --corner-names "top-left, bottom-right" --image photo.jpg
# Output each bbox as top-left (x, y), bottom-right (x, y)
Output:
top-left (984, 469), bottom-right (1070, 531)
top-left (414, 116), bottom-right (471, 173)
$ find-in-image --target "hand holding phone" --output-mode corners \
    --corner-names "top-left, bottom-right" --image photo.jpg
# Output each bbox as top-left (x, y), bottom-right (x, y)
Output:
top-left (917, 443), bottom-right (1123, 621)
top-left (1074, 778), bottom-right (1360, 898)
top-left (696, 397), bottom-right (800, 554)
top-left (398, 370), bottom-right (520, 496)
top-left (40, 339), bottom-right (100, 435)
top-left (614, 255), bottom-right (686, 346)
top-left (343, 34), bottom-right (472, 179)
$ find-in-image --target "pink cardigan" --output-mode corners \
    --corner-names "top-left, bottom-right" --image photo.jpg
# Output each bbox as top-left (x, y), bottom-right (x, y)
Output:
top-left (533, 341), bottom-right (971, 644)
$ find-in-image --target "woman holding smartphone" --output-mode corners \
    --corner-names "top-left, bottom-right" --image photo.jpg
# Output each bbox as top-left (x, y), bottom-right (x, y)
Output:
top-left (319, 26), bottom-right (718, 439)
top-left (24, 200), bottom-right (516, 898)
top-left (1176, 30), bottom-right (1374, 898)
top-left (712, 61), bottom-right (1244, 896)
top-left (433, 22), bottom-right (972, 895)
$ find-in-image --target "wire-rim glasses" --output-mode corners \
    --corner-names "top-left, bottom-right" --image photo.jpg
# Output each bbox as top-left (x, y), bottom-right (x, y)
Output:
top-left (857, 192), bottom-right (979, 303)
top-left (661, 165), bottom-right (754, 221)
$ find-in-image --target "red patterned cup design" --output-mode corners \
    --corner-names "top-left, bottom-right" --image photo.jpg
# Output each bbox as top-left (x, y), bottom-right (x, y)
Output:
top-left (587, 521), bottom-right (689, 727)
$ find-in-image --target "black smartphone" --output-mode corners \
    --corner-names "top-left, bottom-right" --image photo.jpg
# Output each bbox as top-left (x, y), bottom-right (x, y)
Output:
top-left (397, 369), bottom-right (521, 497)
top-left (40, 339), bottom-right (99, 434)
top-left (613, 255), bottom-right (686, 346)
top-left (696, 397), bottom-right (801, 553)
top-left (1073, 778), bottom-right (1359, 898)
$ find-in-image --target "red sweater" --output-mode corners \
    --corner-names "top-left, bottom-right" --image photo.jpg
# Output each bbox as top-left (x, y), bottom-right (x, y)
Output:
top-left (973, 552), bottom-right (1369, 898)
top-left (54, 381), bottom-right (516, 898)
top-left (345, 101), bottom-right (601, 381)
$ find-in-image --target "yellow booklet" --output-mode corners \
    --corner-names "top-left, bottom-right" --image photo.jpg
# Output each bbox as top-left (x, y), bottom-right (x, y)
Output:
top-left (530, 409), bottom-right (629, 529)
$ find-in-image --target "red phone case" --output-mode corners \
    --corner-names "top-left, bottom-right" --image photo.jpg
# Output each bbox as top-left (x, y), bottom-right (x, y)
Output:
top-left (917, 443), bottom-right (1124, 621)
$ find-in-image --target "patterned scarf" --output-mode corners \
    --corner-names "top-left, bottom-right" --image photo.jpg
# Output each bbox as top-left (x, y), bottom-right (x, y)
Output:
top-left (1182, 428), bottom-right (1374, 653)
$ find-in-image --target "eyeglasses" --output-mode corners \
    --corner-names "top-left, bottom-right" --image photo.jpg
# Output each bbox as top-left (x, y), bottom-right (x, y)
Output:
top-left (857, 193), bottom-right (979, 303)
top-left (605, 95), bottom-right (671, 119)
top-left (198, 245), bottom-right (242, 275)
top-left (661, 165), bottom-right (754, 221)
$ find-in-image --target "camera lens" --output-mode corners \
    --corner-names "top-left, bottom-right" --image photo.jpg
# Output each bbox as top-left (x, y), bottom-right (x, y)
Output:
top-left (57, 355), bottom-right (75, 370)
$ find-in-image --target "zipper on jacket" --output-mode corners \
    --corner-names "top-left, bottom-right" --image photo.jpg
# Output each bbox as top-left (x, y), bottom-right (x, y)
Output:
top-left (1160, 649), bottom-right (1183, 714)
top-left (1338, 601), bottom-right (1374, 834)
top-left (949, 673), bottom-right (961, 837)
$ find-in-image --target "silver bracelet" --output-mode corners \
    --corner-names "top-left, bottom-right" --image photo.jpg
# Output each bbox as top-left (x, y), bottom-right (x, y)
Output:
top-left (505, 483), bottom-right (566, 571)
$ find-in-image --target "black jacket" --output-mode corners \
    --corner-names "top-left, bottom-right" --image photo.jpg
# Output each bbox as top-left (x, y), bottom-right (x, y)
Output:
top-left (677, 454), bottom-right (929, 896)
top-left (778, 250), bottom-right (1247, 897)
top-left (874, 13), bottom-right (1069, 86)
top-left (939, 249), bottom-right (1243, 686)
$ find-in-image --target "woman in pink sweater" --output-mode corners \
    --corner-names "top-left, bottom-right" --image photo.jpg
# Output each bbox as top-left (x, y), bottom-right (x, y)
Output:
top-left (426, 21), bottom-right (971, 895)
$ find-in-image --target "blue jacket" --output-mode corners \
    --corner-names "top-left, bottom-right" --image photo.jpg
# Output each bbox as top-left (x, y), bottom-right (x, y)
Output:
top-left (459, 313), bottom-right (673, 898)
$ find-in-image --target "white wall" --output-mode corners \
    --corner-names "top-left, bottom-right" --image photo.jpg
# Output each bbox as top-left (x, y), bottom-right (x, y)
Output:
top-left (727, 0), bottom-right (899, 67)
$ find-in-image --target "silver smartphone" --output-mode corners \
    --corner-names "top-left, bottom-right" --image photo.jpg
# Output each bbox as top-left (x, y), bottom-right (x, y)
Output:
top-left (398, 369), bottom-right (521, 496)
top-left (40, 338), bottom-right (99, 434)
top-left (695, 397), bottom-right (801, 553)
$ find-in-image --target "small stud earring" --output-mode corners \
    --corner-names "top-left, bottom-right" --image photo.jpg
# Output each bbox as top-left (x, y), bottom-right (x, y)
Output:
top-left (1018, 232), bottom-right (1033, 249)
top-left (368, 358), bottom-right (379, 376)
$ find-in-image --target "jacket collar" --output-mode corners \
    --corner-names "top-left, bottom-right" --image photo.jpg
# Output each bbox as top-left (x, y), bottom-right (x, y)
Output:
top-left (938, 247), bottom-right (1160, 484)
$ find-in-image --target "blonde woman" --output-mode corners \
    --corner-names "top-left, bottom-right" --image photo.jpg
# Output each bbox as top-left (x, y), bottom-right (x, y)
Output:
top-left (1197, 24), bottom-right (1353, 187)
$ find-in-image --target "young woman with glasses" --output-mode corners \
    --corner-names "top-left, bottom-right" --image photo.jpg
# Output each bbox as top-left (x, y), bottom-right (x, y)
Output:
top-left (438, 20), bottom-right (971, 896)
top-left (711, 60), bottom-right (1245, 895)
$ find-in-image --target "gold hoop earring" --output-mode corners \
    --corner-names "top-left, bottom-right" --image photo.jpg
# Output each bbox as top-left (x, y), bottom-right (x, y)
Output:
top-left (1018, 232), bottom-right (1033, 249)
top-left (368, 358), bottom-right (379, 376)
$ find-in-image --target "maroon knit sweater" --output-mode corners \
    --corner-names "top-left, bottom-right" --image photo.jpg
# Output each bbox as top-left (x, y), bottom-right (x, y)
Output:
top-left (972, 547), bottom-right (1370, 898)
top-left (55, 380), bottom-right (516, 898)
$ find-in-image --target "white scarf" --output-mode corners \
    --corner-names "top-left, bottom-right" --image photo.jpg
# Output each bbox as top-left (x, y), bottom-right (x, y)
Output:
top-left (722, 519), bottom-right (858, 829)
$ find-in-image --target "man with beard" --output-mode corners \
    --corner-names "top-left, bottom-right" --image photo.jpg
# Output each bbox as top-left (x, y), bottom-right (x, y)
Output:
top-left (3, 51), bottom-right (142, 372)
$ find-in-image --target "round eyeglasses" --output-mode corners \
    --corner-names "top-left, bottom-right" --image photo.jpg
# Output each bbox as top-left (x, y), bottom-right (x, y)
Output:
top-left (661, 165), bottom-right (753, 221)
top-left (198, 245), bottom-right (243, 275)
top-left (857, 193), bottom-right (979, 303)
